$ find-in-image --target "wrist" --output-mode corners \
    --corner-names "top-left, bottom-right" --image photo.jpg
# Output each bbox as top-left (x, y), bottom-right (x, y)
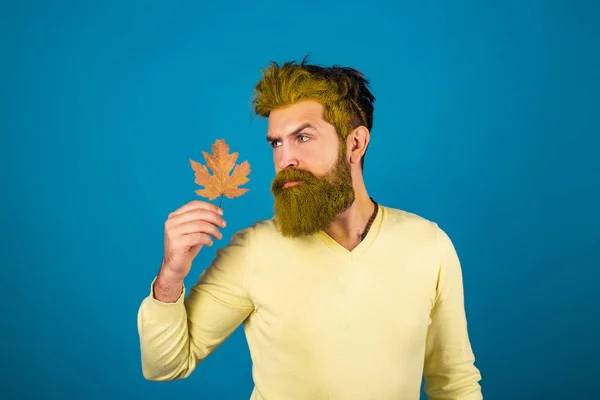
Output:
top-left (153, 269), bottom-right (184, 303)
top-left (157, 264), bottom-right (184, 286)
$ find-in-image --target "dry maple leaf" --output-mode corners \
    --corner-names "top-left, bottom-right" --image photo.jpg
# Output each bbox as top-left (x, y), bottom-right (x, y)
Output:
top-left (190, 138), bottom-right (251, 205)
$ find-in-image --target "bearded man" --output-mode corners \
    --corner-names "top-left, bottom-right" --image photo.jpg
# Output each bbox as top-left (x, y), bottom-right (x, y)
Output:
top-left (137, 57), bottom-right (483, 400)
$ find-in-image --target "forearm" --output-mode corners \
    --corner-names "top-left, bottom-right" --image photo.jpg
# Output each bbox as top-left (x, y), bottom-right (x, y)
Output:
top-left (423, 348), bottom-right (482, 400)
top-left (137, 275), bottom-right (254, 382)
top-left (137, 278), bottom-right (194, 381)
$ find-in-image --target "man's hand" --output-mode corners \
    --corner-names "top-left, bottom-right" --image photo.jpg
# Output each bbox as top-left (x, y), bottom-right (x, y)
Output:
top-left (154, 200), bottom-right (226, 302)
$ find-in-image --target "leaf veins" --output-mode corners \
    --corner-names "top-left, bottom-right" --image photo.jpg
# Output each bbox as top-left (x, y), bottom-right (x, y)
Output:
top-left (190, 139), bottom-right (251, 201)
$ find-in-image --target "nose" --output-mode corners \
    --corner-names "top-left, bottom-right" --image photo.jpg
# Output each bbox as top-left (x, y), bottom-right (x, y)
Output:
top-left (276, 145), bottom-right (299, 171)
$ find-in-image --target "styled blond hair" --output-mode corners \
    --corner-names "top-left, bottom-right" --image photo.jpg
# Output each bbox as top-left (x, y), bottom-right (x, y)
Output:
top-left (252, 55), bottom-right (376, 169)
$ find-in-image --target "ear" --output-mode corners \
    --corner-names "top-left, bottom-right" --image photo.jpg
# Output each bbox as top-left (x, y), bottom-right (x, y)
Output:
top-left (347, 126), bottom-right (370, 165)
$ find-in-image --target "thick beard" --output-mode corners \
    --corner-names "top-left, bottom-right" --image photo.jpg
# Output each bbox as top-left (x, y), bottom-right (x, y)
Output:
top-left (270, 148), bottom-right (355, 238)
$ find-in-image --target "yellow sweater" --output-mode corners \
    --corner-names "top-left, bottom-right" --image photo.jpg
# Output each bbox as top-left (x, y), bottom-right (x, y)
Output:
top-left (137, 205), bottom-right (483, 399)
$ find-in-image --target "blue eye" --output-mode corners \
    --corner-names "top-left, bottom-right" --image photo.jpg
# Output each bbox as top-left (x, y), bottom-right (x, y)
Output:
top-left (269, 135), bottom-right (309, 149)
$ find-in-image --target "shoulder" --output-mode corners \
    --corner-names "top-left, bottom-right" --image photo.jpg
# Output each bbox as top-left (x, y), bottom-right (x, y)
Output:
top-left (379, 205), bottom-right (452, 250)
top-left (380, 205), bottom-right (440, 235)
top-left (226, 217), bottom-right (280, 246)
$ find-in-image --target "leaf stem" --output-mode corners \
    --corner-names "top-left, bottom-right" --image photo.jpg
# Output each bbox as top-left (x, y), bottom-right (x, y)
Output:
top-left (218, 194), bottom-right (224, 208)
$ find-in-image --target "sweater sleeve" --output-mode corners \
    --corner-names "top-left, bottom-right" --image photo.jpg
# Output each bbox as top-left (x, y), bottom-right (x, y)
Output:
top-left (136, 227), bottom-right (255, 381)
top-left (422, 226), bottom-right (483, 399)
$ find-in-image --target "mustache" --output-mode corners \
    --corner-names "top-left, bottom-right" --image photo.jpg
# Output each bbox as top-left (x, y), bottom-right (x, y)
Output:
top-left (271, 169), bottom-right (317, 191)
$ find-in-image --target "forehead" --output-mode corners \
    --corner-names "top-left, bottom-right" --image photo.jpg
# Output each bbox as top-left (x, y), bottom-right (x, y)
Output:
top-left (268, 100), bottom-right (326, 130)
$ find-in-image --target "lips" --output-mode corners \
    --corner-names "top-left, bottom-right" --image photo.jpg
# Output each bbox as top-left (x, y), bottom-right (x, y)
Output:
top-left (282, 181), bottom-right (303, 188)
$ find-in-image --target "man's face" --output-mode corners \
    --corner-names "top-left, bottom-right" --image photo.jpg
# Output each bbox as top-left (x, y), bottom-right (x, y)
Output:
top-left (267, 100), bottom-right (356, 237)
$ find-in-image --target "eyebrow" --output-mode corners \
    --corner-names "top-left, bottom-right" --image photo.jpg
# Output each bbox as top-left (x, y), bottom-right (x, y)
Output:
top-left (266, 122), bottom-right (316, 143)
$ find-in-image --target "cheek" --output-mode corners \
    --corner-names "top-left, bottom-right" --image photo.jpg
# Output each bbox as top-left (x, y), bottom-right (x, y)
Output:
top-left (306, 148), bottom-right (337, 173)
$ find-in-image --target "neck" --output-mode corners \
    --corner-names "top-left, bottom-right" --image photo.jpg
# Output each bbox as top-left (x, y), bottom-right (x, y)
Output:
top-left (322, 190), bottom-right (375, 251)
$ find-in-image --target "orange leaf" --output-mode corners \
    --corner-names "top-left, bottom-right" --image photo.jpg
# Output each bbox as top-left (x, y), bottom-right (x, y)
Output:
top-left (190, 139), bottom-right (251, 201)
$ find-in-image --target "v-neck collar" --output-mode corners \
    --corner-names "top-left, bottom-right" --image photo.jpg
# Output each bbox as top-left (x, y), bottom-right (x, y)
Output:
top-left (313, 204), bottom-right (385, 262)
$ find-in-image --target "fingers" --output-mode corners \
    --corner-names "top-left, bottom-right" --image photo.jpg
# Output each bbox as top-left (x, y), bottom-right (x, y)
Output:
top-left (175, 220), bottom-right (224, 240)
top-left (167, 205), bottom-right (226, 230)
top-left (169, 200), bottom-right (223, 219)
top-left (164, 200), bottom-right (226, 245)
top-left (179, 232), bottom-right (214, 247)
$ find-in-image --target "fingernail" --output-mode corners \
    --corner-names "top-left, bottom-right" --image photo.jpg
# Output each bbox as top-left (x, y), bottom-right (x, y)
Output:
top-left (222, 220), bottom-right (227, 227)
top-left (219, 208), bottom-right (224, 215)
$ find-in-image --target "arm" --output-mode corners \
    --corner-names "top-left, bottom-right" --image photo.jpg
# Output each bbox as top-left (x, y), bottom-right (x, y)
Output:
top-left (136, 228), bottom-right (255, 381)
top-left (423, 226), bottom-right (483, 399)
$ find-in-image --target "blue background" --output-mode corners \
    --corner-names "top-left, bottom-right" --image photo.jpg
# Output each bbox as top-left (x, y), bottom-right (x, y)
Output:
top-left (2, 0), bottom-right (598, 399)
